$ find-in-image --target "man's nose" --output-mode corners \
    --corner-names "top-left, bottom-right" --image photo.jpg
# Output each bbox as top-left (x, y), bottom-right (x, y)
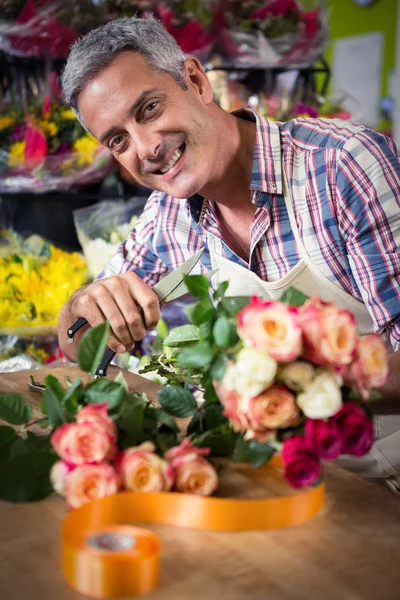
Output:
top-left (130, 128), bottom-right (162, 161)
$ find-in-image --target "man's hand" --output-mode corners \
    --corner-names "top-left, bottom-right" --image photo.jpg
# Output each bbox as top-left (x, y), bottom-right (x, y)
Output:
top-left (58, 272), bottom-right (160, 361)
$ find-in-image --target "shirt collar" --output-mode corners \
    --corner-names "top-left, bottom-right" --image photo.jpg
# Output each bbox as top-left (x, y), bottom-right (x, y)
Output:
top-left (231, 108), bottom-right (283, 195)
top-left (187, 108), bottom-right (282, 222)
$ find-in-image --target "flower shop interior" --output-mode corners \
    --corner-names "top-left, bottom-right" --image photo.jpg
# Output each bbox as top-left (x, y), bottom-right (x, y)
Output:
top-left (1, 2), bottom-right (400, 600)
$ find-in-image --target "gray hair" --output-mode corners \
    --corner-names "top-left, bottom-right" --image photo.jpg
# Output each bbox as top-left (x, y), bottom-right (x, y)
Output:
top-left (62, 15), bottom-right (188, 125)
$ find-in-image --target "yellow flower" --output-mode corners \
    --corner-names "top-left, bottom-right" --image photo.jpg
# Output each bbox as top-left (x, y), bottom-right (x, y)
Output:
top-left (38, 120), bottom-right (58, 137)
top-left (0, 243), bottom-right (87, 330)
top-left (61, 109), bottom-right (77, 121)
top-left (8, 141), bottom-right (26, 167)
top-left (0, 116), bottom-right (15, 131)
top-left (73, 135), bottom-right (100, 166)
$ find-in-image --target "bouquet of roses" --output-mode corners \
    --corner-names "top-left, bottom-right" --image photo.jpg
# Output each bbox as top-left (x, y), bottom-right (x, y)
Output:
top-left (0, 279), bottom-right (388, 506)
top-left (156, 0), bottom-right (217, 61)
top-left (0, 97), bottom-right (114, 193)
top-left (216, 0), bottom-right (328, 67)
top-left (0, 0), bottom-right (106, 58)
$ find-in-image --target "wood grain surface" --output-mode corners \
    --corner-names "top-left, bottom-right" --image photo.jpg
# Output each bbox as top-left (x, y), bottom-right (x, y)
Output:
top-left (1, 367), bottom-right (400, 600)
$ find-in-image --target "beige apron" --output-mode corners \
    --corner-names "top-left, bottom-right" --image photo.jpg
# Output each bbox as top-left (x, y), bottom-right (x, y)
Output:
top-left (207, 169), bottom-right (400, 489)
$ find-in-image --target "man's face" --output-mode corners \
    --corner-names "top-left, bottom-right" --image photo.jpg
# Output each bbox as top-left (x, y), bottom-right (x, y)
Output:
top-left (78, 51), bottom-right (216, 199)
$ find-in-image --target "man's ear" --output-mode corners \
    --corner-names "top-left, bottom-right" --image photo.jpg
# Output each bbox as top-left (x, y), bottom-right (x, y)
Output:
top-left (184, 57), bottom-right (214, 105)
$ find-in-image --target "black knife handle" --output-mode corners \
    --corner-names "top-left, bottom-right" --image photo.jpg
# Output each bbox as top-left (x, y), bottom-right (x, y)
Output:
top-left (94, 347), bottom-right (116, 377)
top-left (67, 317), bottom-right (88, 339)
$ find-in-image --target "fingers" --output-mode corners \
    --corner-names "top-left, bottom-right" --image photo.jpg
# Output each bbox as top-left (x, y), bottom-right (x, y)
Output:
top-left (69, 272), bottom-right (161, 354)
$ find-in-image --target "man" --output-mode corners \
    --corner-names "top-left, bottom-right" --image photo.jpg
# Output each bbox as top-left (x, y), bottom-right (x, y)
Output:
top-left (58, 16), bottom-right (400, 484)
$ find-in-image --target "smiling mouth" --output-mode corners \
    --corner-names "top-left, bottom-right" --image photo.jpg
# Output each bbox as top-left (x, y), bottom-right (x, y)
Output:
top-left (155, 143), bottom-right (186, 175)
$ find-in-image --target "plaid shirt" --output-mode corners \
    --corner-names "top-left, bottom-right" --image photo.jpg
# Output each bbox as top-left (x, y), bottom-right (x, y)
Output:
top-left (103, 110), bottom-right (400, 350)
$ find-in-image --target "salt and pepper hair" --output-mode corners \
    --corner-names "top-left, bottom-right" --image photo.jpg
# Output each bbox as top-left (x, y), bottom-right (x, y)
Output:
top-left (61, 15), bottom-right (188, 126)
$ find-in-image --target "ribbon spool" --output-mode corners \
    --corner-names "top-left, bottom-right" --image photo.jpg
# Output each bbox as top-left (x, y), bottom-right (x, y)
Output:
top-left (62, 456), bottom-right (325, 598)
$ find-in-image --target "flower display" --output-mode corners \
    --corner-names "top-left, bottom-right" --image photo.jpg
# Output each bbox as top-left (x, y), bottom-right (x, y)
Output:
top-left (156, 0), bottom-right (217, 61)
top-left (0, 0), bottom-right (106, 58)
top-left (0, 98), bottom-right (114, 193)
top-left (217, 0), bottom-right (328, 67)
top-left (0, 231), bottom-right (87, 334)
top-left (0, 282), bottom-right (388, 506)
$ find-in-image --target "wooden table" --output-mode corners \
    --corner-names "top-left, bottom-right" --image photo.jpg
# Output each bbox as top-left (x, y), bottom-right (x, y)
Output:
top-left (1, 367), bottom-right (400, 600)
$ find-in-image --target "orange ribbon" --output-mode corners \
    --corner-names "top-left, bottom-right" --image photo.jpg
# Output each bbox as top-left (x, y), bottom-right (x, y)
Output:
top-left (62, 457), bottom-right (324, 598)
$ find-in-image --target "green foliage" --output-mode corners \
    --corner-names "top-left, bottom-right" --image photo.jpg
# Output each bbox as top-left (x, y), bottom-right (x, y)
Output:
top-left (77, 322), bottom-right (110, 374)
top-left (0, 394), bottom-right (32, 425)
top-left (232, 436), bottom-right (276, 468)
top-left (279, 287), bottom-right (308, 307)
top-left (158, 386), bottom-right (197, 418)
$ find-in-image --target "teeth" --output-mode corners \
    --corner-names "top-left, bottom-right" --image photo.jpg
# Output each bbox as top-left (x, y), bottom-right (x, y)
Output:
top-left (160, 146), bottom-right (184, 174)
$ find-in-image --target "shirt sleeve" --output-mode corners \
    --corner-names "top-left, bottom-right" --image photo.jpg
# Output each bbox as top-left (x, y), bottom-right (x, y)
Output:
top-left (335, 128), bottom-right (400, 350)
top-left (99, 191), bottom-right (169, 286)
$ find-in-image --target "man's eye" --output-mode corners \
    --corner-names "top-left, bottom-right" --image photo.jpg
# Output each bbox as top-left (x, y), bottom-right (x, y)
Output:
top-left (145, 102), bottom-right (158, 113)
top-left (110, 135), bottom-right (124, 149)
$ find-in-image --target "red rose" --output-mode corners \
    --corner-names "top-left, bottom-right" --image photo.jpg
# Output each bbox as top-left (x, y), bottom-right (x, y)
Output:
top-left (333, 403), bottom-right (373, 457)
top-left (282, 436), bottom-right (321, 488)
top-left (305, 418), bottom-right (342, 460)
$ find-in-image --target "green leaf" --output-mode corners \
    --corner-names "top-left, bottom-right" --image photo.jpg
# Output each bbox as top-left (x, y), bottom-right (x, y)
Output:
top-left (158, 385), bottom-right (197, 418)
top-left (203, 404), bottom-right (228, 430)
top-left (156, 318), bottom-right (169, 340)
top-left (199, 320), bottom-right (213, 341)
top-left (152, 408), bottom-right (179, 432)
top-left (8, 433), bottom-right (51, 458)
top-left (196, 431), bottom-right (235, 456)
top-left (210, 353), bottom-right (228, 381)
top-left (0, 452), bottom-right (57, 502)
top-left (42, 386), bottom-right (66, 428)
top-left (183, 273), bottom-right (210, 300)
top-left (0, 426), bottom-right (17, 452)
top-left (117, 397), bottom-right (145, 439)
top-left (164, 324), bottom-right (200, 348)
top-left (279, 287), bottom-right (309, 307)
top-left (202, 376), bottom-right (220, 404)
top-left (232, 436), bottom-right (276, 467)
top-left (220, 296), bottom-right (251, 317)
top-left (213, 281), bottom-right (229, 301)
top-left (156, 428), bottom-right (179, 452)
top-left (187, 411), bottom-right (202, 435)
top-left (63, 377), bottom-right (84, 414)
top-left (85, 379), bottom-right (125, 410)
top-left (77, 322), bottom-right (110, 374)
top-left (44, 374), bottom-right (65, 401)
top-left (213, 317), bottom-right (239, 348)
top-left (190, 299), bottom-right (216, 327)
top-left (0, 394), bottom-right (32, 425)
top-left (177, 342), bottom-right (214, 369)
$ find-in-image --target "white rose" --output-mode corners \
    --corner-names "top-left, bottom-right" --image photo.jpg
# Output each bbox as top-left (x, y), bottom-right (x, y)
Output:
top-left (297, 369), bottom-right (343, 419)
top-left (233, 347), bottom-right (277, 403)
top-left (278, 361), bottom-right (315, 391)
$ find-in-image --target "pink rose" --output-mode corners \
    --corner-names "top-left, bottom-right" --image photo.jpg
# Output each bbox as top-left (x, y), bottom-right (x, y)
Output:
top-left (116, 442), bottom-right (174, 493)
top-left (305, 418), bottom-right (342, 460)
top-left (214, 381), bottom-right (252, 433)
top-left (299, 297), bottom-right (357, 371)
top-left (76, 403), bottom-right (117, 441)
top-left (50, 460), bottom-right (74, 496)
top-left (238, 297), bottom-right (302, 362)
top-left (247, 385), bottom-right (299, 431)
top-left (350, 334), bottom-right (389, 400)
top-left (333, 403), bottom-right (373, 457)
top-left (282, 436), bottom-right (321, 488)
top-left (165, 439), bottom-right (218, 496)
top-left (51, 421), bottom-right (117, 466)
top-left (64, 463), bottom-right (119, 509)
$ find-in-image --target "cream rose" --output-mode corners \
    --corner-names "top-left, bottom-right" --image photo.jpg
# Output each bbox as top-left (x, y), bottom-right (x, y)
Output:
top-left (297, 369), bottom-right (343, 419)
top-left (50, 460), bottom-right (74, 497)
top-left (247, 385), bottom-right (299, 431)
top-left (351, 334), bottom-right (389, 399)
top-left (238, 298), bottom-right (302, 362)
top-left (235, 347), bottom-right (277, 397)
top-left (51, 421), bottom-right (117, 465)
top-left (76, 403), bottom-right (117, 441)
top-left (278, 361), bottom-right (315, 391)
top-left (64, 463), bottom-right (119, 509)
top-left (116, 442), bottom-right (174, 492)
top-left (299, 298), bottom-right (357, 370)
top-left (165, 439), bottom-right (218, 497)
